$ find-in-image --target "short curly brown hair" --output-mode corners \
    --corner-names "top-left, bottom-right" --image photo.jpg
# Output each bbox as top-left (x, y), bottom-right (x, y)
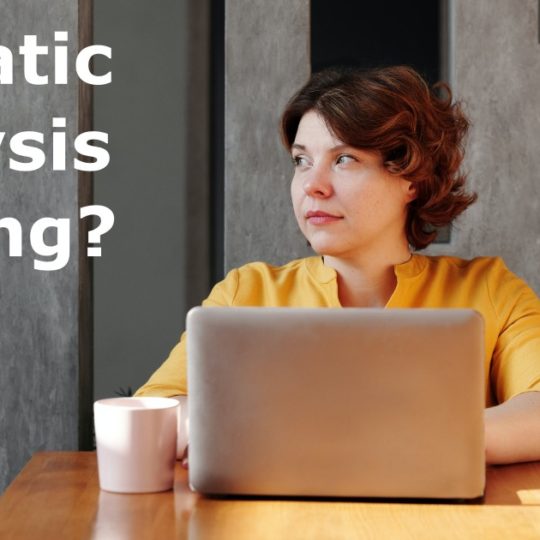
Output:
top-left (280, 66), bottom-right (476, 250)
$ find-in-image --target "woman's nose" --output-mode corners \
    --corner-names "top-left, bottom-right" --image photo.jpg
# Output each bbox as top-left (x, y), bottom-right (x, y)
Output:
top-left (303, 167), bottom-right (333, 198)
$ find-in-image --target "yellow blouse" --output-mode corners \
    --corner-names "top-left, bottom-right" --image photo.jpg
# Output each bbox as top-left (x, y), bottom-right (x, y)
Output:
top-left (135, 254), bottom-right (540, 406)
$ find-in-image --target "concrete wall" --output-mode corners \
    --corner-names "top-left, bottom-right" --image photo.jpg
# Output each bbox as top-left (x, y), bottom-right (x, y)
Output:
top-left (424, 1), bottom-right (540, 292)
top-left (0, 0), bottom-right (79, 491)
top-left (93, 0), bottom-right (210, 399)
top-left (224, 0), bottom-right (312, 271)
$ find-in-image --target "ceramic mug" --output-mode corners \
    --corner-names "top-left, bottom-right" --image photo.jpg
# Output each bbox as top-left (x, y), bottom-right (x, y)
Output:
top-left (94, 397), bottom-right (179, 493)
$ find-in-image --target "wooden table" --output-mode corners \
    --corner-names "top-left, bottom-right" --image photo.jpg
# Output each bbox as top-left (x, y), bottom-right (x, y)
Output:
top-left (1, 452), bottom-right (540, 539)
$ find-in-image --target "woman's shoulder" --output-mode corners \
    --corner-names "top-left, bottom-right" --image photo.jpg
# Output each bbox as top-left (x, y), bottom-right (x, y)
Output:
top-left (215, 256), bottom-right (327, 306)
top-left (418, 254), bottom-right (528, 292)
top-left (397, 253), bottom-right (507, 282)
top-left (420, 253), bottom-right (508, 274)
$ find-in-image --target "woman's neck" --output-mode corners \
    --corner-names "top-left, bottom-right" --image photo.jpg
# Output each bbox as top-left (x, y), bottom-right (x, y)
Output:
top-left (323, 247), bottom-right (412, 308)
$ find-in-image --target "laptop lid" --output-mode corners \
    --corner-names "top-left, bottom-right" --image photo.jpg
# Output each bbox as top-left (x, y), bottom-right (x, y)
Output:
top-left (187, 307), bottom-right (485, 499)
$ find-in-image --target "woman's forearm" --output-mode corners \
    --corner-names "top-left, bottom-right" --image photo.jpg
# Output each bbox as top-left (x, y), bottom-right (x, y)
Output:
top-left (484, 391), bottom-right (540, 464)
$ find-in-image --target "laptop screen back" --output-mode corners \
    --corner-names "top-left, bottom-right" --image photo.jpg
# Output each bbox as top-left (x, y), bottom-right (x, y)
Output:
top-left (187, 307), bottom-right (485, 499)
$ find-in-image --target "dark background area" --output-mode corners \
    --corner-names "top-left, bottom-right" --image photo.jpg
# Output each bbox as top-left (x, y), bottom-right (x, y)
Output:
top-left (311, 0), bottom-right (442, 84)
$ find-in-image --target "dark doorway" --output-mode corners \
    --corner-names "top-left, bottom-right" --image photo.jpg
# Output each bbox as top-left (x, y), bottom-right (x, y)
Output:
top-left (311, 0), bottom-right (444, 84)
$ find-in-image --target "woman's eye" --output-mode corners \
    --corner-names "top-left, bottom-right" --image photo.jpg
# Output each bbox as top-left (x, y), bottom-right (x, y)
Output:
top-left (336, 154), bottom-right (356, 165)
top-left (292, 155), bottom-right (309, 167)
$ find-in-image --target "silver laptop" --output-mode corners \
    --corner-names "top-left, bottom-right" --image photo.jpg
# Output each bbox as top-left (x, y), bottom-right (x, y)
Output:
top-left (187, 307), bottom-right (485, 499)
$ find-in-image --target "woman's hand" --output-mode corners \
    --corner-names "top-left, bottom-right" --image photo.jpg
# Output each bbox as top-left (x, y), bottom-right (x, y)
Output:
top-left (181, 445), bottom-right (189, 469)
top-left (171, 395), bottom-right (189, 461)
top-left (485, 391), bottom-right (540, 464)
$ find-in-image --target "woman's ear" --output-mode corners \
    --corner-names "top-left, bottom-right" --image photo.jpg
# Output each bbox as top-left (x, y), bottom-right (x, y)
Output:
top-left (405, 181), bottom-right (417, 202)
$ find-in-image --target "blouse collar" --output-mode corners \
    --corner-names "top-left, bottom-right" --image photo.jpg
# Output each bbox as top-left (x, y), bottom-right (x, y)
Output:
top-left (304, 253), bottom-right (428, 284)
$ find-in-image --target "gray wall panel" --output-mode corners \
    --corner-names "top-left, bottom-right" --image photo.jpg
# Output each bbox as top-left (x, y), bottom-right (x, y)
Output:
top-left (0, 0), bottom-right (79, 491)
top-left (225, 0), bottom-right (311, 271)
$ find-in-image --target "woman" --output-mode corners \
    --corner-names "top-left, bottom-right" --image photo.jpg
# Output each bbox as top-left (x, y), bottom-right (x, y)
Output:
top-left (136, 66), bottom-right (540, 465)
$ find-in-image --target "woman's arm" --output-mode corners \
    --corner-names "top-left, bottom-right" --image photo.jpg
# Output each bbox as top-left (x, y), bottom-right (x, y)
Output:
top-left (484, 391), bottom-right (540, 464)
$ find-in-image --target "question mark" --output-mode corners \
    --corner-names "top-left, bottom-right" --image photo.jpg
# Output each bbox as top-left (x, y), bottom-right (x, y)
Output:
top-left (80, 205), bottom-right (115, 256)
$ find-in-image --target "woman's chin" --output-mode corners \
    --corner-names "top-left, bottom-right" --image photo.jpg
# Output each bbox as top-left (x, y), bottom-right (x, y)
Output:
top-left (306, 241), bottom-right (346, 258)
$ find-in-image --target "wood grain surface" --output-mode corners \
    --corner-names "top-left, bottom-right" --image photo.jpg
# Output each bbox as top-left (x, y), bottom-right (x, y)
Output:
top-left (1, 452), bottom-right (540, 539)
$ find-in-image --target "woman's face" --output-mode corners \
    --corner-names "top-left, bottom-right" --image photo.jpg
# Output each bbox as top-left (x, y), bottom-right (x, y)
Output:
top-left (290, 111), bottom-right (415, 260)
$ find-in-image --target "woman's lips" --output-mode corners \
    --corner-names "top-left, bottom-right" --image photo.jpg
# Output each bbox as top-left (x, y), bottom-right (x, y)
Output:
top-left (305, 210), bottom-right (343, 225)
